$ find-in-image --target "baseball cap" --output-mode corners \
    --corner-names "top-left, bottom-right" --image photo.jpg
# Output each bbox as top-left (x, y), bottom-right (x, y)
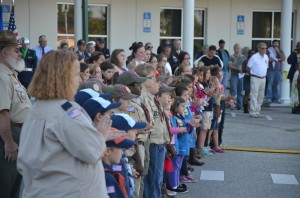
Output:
top-left (82, 97), bottom-right (121, 119)
top-left (75, 88), bottom-right (111, 106)
top-left (156, 83), bottom-right (175, 95)
top-left (117, 71), bottom-right (147, 86)
top-left (96, 37), bottom-right (105, 43)
top-left (78, 78), bottom-right (105, 93)
top-left (156, 75), bottom-right (167, 82)
top-left (20, 37), bottom-right (30, 44)
top-left (77, 39), bottom-right (86, 46)
top-left (102, 84), bottom-right (137, 100)
top-left (111, 113), bottom-right (147, 131)
top-left (106, 135), bottom-right (135, 149)
top-left (87, 41), bottom-right (96, 46)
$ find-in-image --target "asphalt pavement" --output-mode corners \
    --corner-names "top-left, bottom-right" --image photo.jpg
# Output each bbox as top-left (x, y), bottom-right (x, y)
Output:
top-left (176, 106), bottom-right (300, 198)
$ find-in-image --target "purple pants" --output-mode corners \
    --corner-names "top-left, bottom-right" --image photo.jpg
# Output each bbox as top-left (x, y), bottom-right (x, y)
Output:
top-left (166, 155), bottom-right (184, 189)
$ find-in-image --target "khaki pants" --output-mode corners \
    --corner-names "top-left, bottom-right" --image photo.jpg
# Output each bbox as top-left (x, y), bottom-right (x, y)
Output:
top-left (133, 144), bottom-right (145, 198)
top-left (250, 76), bottom-right (266, 115)
top-left (0, 125), bottom-right (22, 198)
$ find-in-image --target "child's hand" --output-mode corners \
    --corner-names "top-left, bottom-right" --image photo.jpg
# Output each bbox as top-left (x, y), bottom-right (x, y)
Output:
top-left (96, 115), bottom-right (112, 140)
top-left (179, 127), bottom-right (187, 133)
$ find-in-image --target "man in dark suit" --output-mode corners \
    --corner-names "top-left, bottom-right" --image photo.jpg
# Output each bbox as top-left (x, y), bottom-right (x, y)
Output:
top-left (18, 37), bottom-right (37, 88)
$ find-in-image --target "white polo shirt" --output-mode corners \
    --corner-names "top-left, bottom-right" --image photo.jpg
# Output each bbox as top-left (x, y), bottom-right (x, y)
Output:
top-left (247, 52), bottom-right (269, 77)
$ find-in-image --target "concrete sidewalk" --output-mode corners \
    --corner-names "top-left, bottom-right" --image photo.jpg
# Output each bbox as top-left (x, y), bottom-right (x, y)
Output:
top-left (176, 106), bottom-right (300, 198)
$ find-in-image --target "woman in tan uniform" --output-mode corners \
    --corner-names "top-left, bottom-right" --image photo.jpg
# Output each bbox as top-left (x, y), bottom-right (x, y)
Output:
top-left (17, 50), bottom-right (110, 198)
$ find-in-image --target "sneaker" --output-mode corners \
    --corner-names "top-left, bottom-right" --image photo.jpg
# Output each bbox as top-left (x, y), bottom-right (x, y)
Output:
top-left (169, 185), bottom-right (189, 193)
top-left (213, 147), bottom-right (225, 153)
top-left (185, 176), bottom-right (197, 183)
top-left (250, 113), bottom-right (258, 118)
top-left (256, 113), bottom-right (264, 118)
top-left (179, 176), bottom-right (192, 183)
top-left (166, 190), bottom-right (177, 196)
top-left (179, 184), bottom-right (187, 190)
top-left (274, 100), bottom-right (281, 104)
top-left (219, 144), bottom-right (228, 148)
top-left (200, 148), bottom-right (213, 156)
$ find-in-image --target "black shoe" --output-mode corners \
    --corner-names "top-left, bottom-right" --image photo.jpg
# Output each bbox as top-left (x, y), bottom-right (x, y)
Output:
top-left (188, 158), bottom-right (205, 166)
top-left (169, 186), bottom-right (189, 193)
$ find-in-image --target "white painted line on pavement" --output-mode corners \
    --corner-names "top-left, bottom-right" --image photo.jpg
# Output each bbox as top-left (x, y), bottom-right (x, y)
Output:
top-left (200, 170), bottom-right (224, 181)
top-left (266, 115), bottom-right (273, 120)
top-left (231, 113), bottom-right (236, 117)
top-left (271, 174), bottom-right (299, 185)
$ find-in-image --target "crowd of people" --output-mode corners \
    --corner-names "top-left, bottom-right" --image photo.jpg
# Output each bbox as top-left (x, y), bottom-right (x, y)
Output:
top-left (1, 29), bottom-right (300, 198)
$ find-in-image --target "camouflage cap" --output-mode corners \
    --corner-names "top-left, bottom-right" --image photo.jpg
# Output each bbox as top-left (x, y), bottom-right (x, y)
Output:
top-left (117, 71), bottom-right (147, 86)
top-left (102, 84), bottom-right (138, 100)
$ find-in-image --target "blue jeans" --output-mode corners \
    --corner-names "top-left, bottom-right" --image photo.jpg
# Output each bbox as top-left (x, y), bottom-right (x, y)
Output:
top-left (143, 143), bottom-right (166, 198)
top-left (266, 70), bottom-right (282, 101)
top-left (230, 73), bottom-right (244, 108)
top-left (222, 70), bottom-right (229, 90)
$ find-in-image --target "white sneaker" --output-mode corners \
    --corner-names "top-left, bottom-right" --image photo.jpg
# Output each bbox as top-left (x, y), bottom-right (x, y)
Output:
top-left (167, 190), bottom-right (177, 196)
top-left (250, 113), bottom-right (258, 118)
top-left (256, 113), bottom-right (264, 118)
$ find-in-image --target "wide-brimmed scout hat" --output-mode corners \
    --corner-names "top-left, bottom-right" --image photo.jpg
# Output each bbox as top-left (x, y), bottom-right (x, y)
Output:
top-left (0, 30), bottom-right (18, 50)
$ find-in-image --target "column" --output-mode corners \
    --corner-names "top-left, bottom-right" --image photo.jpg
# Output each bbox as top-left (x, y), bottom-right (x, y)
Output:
top-left (280, 0), bottom-right (293, 104)
top-left (74, 0), bottom-right (82, 51)
top-left (183, 0), bottom-right (195, 65)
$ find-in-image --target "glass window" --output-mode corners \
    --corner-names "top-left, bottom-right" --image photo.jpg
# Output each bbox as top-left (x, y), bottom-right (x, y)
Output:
top-left (57, 4), bottom-right (74, 35)
top-left (194, 10), bottom-right (205, 37)
top-left (160, 8), bottom-right (206, 59)
top-left (57, 3), bottom-right (108, 49)
top-left (252, 12), bottom-right (272, 38)
top-left (160, 9), bottom-right (182, 37)
top-left (88, 5), bottom-right (107, 36)
top-left (252, 11), bottom-right (294, 50)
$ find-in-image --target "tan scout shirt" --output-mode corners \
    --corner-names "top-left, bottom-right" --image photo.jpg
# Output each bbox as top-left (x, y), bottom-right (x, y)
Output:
top-left (17, 100), bottom-right (108, 198)
top-left (126, 97), bottom-right (149, 142)
top-left (0, 63), bottom-right (31, 123)
top-left (140, 91), bottom-right (167, 144)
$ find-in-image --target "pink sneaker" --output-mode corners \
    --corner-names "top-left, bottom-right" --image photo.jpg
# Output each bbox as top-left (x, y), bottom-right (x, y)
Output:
top-left (213, 147), bottom-right (224, 153)
top-left (179, 176), bottom-right (192, 183)
top-left (185, 176), bottom-right (197, 183)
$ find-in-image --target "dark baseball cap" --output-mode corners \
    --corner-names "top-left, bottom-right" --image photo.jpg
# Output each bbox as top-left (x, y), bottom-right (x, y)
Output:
top-left (77, 39), bottom-right (86, 46)
top-left (96, 37), bottom-right (105, 43)
top-left (117, 71), bottom-right (147, 86)
top-left (102, 84), bottom-right (138, 100)
top-left (156, 83), bottom-right (175, 95)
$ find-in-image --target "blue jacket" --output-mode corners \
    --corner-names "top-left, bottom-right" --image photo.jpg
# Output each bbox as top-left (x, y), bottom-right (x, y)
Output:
top-left (170, 115), bottom-right (190, 156)
top-left (184, 102), bottom-right (195, 148)
top-left (103, 162), bottom-right (127, 198)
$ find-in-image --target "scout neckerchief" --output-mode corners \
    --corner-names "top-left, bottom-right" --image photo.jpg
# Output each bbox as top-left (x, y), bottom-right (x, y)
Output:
top-left (104, 168), bottom-right (128, 198)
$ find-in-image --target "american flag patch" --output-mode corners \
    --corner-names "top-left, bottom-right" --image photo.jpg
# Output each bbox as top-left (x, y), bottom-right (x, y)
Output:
top-left (107, 186), bottom-right (115, 194)
top-left (112, 164), bottom-right (122, 171)
top-left (67, 109), bottom-right (81, 119)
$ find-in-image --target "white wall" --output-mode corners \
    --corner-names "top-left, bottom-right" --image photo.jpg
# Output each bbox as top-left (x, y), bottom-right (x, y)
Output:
top-left (12, 0), bottom-right (300, 55)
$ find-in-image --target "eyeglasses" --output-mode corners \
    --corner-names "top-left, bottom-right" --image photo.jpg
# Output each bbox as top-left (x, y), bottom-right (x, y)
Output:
top-left (7, 48), bottom-right (20, 53)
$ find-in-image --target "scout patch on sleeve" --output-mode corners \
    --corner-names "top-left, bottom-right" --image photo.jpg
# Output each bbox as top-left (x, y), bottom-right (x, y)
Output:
top-left (107, 186), bottom-right (115, 194)
top-left (127, 106), bottom-right (135, 113)
top-left (112, 164), bottom-right (122, 171)
top-left (67, 109), bottom-right (81, 119)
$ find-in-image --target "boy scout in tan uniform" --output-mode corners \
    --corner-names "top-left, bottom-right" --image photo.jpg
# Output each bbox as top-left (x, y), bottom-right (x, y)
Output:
top-left (0, 30), bottom-right (32, 198)
top-left (117, 71), bottom-right (150, 198)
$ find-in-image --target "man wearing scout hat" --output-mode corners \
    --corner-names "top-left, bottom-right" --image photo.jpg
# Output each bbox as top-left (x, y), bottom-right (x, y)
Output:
top-left (0, 30), bottom-right (32, 197)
